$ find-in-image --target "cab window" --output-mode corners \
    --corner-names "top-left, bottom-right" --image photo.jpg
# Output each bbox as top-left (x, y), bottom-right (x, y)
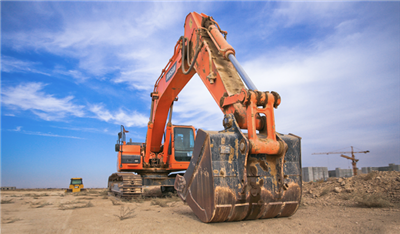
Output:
top-left (71, 179), bottom-right (82, 185)
top-left (174, 128), bottom-right (194, 162)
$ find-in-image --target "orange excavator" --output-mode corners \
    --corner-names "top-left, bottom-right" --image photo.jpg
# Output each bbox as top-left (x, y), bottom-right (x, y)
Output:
top-left (108, 12), bottom-right (302, 223)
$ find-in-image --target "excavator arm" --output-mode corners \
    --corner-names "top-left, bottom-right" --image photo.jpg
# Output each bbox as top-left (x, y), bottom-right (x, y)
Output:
top-left (146, 12), bottom-right (284, 161)
top-left (143, 12), bottom-right (301, 222)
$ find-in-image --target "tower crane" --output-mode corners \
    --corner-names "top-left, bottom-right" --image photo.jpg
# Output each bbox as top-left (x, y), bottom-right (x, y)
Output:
top-left (312, 146), bottom-right (369, 176)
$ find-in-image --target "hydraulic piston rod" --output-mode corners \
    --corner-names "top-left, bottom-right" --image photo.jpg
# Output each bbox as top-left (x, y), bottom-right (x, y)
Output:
top-left (228, 54), bottom-right (257, 91)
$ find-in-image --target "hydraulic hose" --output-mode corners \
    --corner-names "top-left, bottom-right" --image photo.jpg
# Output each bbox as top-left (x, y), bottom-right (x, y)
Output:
top-left (181, 37), bottom-right (204, 75)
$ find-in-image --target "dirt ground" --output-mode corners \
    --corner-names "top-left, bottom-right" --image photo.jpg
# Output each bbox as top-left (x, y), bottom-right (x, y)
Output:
top-left (1, 171), bottom-right (400, 234)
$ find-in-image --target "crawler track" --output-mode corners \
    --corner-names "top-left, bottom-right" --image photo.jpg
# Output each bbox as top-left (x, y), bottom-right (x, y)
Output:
top-left (108, 173), bottom-right (142, 199)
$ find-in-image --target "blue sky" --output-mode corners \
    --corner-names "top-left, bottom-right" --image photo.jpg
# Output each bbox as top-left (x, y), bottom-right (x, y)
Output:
top-left (1, 1), bottom-right (399, 188)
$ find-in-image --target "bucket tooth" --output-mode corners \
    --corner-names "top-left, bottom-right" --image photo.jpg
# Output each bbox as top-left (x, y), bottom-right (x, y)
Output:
top-left (175, 114), bottom-right (302, 223)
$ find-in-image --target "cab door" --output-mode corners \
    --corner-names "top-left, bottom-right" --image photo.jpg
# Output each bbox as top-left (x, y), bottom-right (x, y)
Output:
top-left (167, 126), bottom-right (195, 169)
top-left (173, 127), bottom-right (195, 162)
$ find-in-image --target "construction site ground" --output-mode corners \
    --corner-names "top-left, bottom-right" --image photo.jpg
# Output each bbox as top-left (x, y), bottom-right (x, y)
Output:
top-left (1, 171), bottom-right (399, 234)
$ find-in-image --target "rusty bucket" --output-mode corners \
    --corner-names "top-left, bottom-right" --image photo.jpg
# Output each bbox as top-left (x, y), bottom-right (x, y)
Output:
top-left (174, 114), bottom-right (302, 223)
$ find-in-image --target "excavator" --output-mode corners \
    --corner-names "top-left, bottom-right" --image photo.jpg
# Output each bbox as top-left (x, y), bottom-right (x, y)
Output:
top-left (108, 12), bottom-right (302, 223)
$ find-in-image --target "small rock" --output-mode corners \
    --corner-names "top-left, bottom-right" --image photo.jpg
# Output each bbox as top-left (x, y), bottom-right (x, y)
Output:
top-left (334, 187), bottom-right (342, 193)
top-left (309, 190), bottom-right (313, 194)
top-left (338, 178), bottom-right (344, 183)
top-left (341, 181), bottom-right (346, 186)
top-left (345, 188), bottom-right (354, 193)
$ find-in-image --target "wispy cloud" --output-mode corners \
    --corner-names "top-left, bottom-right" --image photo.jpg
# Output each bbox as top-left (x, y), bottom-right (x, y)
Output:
top-left (10, 126), bottom-right (22, 132)
top-left (23, 131), bottom-right (84, 139)
top-left (1, 81), bottom-right (150, 128)
top-left (5, 126), bottom-right (83, 139)
top-left (243, 3), bottom-right (399, 135)
top-left (89, 104), bottom-right (148, 127)
top-left (172, 75), bottom-right (225, 130)
top-left (51, 125), bottom-right (107, 133)
top-left (1, 55), bottom-right (51, 76)
top-left (1, 82), bottom-right (85, 121)
top-left (3, 2), bottom-right (187, 88)
top-left (270, 2), bottom-right (352, 28)
top-left (53, 66), bottom-right (89, 82)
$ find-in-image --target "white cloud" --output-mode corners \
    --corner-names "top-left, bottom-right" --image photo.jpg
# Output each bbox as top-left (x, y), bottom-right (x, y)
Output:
top-left (3, 3), bottom-right (186, 84)
top-left (243, 10), bottom-right (399, 136)
top-left (89, 104), bottom-right (148, 127)
top-left (1, 82), bottom-right (150, 127)
top-left (1, 56), bottom-right (51, 76)
top-left (172, 75), bottom-right (225, 130)
top-left (1, 82), bottom-right (85, 121)
top-left (23, 130), bottom-right (83, 139)
top-left (271, 2), bottom-right (351, 28)
top-left (11, 126), bottom-right (22, 132)
top-left (53, 66), bottom-right (89, 82)
top-left (241, 3), bottom-right (399, 169)
top-left (6, 126), bottom-right (83, 139)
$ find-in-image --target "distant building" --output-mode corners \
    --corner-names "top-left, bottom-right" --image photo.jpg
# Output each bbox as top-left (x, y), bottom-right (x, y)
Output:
top-left (1, 187), bottom-right (16, 191)
top-left (361, 163), bottom-right (400, 173)
top-left (304, 164), bottom-right (399, 181)
top-left (362, 167), bottom-right (378, 174)
top-left (392, 164), bottom-right (400, 171)
top-left (302, 167), bottom-right (329, 182)
top-left (328, 168), bottom-right (353, 178)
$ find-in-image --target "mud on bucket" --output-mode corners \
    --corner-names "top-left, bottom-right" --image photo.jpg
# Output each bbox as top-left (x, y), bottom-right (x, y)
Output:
top-left (174, 114), bottom-right (302, 223)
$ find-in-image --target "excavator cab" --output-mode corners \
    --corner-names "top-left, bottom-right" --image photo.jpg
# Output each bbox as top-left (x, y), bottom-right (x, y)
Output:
top-left (173, 127), bottom-right (195, 162)
top-left (165, 125), bottom-right (196, 169)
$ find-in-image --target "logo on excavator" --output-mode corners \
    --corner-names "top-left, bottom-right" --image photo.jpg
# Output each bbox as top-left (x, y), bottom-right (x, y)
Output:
top-left (166, 62), bottom-right (177, 82)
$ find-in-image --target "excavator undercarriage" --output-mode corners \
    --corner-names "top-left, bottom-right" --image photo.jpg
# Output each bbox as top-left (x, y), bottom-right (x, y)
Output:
top-left (108, 172), bottom-right (178, 199)
top-left (108, 173), bottom-right (143, 199)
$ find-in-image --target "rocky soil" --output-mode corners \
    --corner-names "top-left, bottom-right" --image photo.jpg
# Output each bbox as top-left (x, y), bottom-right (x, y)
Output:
top-left (1, 171), bottom-right (399, 233)
top-left (301, 171), bottom-right (400, 208)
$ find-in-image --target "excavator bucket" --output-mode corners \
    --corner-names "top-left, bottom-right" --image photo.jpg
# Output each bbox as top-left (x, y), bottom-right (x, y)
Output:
top-left (174, 114), bottom-right (302, 223)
